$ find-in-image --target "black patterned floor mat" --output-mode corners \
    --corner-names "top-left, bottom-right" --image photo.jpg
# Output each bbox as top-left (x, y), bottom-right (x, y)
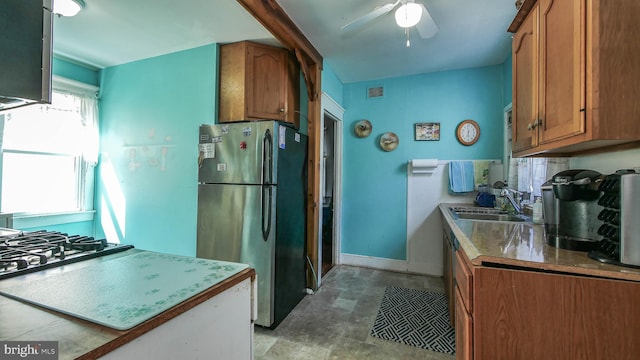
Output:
top-left (370, 286), bottom-right (455, 354)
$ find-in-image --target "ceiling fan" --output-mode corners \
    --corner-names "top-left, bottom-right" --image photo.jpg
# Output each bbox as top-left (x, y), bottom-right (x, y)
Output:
top-left (341, 0), bottom-right (438, 47)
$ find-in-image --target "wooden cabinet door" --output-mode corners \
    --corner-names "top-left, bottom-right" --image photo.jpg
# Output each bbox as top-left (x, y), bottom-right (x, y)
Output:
top-left (443, 232), bottom-right (455, 327)
top-left (537, 0), bottom-right (585, 145)
top-left (511, 4), bottom-right (538, 153)
top-left (455, 286), bottom-right (472, 360)
top-left (246, 43), bottom-right (287, 121)
top-left (474, 267), bottom-right (640, 360)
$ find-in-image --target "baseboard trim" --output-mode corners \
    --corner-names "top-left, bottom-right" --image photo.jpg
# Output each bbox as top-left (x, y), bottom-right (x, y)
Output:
top-left (340, 253), bottom-right (440, 276)
top-left (407, 262), bottom-right (443, 277)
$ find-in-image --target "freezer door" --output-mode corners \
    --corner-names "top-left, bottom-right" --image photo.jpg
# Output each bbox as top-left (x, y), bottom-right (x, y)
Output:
top-left (272, 129), bottom-right (307, 327)
top-left (276, 126), bottom-right (307, 179)
top-left (198, 122), bottom-right (278, 185)
top-left (196, 183), bottom-right (276, 327)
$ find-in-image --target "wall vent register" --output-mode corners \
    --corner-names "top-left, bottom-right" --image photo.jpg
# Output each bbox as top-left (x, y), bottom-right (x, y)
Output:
top-left (367, 86), bottom-right (384, 98)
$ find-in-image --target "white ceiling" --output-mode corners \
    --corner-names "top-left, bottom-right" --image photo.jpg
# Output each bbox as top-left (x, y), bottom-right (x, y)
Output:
top-left (278, 0), bottom-right (517, 83)
top-left (52, 0), bottom-right (276, 69)
top-left (53, 0), bottom-right (518, 84)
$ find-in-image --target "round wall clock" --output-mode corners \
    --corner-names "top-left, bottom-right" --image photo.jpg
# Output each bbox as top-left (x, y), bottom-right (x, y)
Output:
top-left (456, 119), bottom-right (480, 146)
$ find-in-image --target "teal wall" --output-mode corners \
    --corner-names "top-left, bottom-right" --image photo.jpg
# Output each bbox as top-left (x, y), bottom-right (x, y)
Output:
top-left (95, 44), bottom-right (217, 256)
top-left (53, 57), bottom-right (100, 86)
top-left (45, 47), bottom-right (511, 262)
top-left (20, 221), bottom-right (94, 235)
top-left (322, 62), bottom-right (344, 105)
top-left (502, 52), bottom-right (513, 106)
top-left (341, 65), bottom-right (504, 260)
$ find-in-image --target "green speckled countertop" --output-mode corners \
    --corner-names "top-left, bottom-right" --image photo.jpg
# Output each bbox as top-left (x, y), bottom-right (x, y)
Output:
top-left (0, 251), bottom-right (248, 330)
top-left (439, 203), bottom-right (640, 282)
top-left (0, 249), bottom-right (256, 360)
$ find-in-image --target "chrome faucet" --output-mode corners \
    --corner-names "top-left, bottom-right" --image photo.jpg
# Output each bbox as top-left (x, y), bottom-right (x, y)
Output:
top-left (501, 187), bottom-right (523, 214)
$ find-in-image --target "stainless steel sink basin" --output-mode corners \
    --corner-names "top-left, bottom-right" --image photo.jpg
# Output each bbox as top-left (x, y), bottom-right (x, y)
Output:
top-left (448, 206), bottom-right (529, 223)
top-left (454, 213), bottom-right (526, 222)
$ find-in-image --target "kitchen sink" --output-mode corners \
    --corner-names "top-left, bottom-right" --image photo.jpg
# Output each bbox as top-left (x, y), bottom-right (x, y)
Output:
top-left (454, 213), bottom-right (526, 222)
top-left (449, 206), bottom-right (529, 223)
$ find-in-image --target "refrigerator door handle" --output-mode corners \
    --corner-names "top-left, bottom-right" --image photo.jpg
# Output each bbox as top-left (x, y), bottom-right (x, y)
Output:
top-left (261, 185), bottom-right (272, 241)
top-left (261, 129), bottom-right (273, 241)
top-left (262, 129), bottom-right (273, 185)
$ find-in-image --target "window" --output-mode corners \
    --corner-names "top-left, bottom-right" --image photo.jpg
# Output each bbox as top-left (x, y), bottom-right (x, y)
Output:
top-left (508, 157), bottom-right (569, 201)
top-left (0, 80), bottom-right (99, 214)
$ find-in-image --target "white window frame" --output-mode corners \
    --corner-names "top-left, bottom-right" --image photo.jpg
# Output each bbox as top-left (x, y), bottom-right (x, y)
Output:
top-left (0, 76), bottom-right (99, 228)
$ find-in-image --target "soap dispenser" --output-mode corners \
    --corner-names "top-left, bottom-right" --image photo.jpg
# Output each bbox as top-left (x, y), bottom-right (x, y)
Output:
top-left (533, 196), bottom-right (543, 224)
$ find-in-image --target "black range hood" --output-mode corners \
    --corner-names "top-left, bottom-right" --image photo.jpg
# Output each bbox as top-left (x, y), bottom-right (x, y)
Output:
top-left (0, 0), bottom-right (53, 111)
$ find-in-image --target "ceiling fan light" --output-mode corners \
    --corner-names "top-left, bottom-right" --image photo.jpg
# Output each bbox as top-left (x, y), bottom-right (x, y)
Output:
top-left (53, 0), bottom-right (85, 17)
top-left (395, 3), bottom-right (422, 28)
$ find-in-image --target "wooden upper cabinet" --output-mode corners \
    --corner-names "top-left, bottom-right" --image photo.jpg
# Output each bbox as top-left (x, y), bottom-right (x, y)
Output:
top-left (512, 5), bottom-right (538, 153)
top-left (509, 0), bottom-right (640, 157)
top-left (537, 0), bottom-right (585, 145)
top-left (218, 41), bottom-right (300, 129)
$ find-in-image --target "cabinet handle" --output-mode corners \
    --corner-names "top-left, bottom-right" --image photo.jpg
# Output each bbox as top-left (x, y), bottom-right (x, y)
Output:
top-left (279, 108), bottom-right (285, 113)
top-left (528, 119), bottom-right (542, 130)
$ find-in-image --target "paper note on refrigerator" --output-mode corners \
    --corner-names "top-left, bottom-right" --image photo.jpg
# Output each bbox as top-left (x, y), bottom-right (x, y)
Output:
top-left (199, 143), bottom-right (215, 159)
top-left (279, 126), bottom-right (286, 149)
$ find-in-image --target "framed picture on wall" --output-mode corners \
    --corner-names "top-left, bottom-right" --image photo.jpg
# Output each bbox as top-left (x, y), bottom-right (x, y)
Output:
top-left (414, 122), bottom-right (440, 141)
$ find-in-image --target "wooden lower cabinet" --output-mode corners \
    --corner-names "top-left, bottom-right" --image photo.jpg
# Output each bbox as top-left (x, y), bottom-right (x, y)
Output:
top-left (442, 229), bottom-right (455, 327)
top-left (453, 248), bottom-right (640, 360)
top-left (455, 286), bottom-right (472, 360)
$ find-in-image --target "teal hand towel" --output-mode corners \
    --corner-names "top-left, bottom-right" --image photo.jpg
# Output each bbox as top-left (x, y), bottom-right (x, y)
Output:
top-left (449, 161), bottom-right (475, 193)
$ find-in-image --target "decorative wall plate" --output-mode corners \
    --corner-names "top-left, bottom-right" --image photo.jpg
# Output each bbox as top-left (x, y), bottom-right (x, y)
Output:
top-left (379, 132), bottom-right (399, 152)
top-left (354, 120), bottom-right (372, 138)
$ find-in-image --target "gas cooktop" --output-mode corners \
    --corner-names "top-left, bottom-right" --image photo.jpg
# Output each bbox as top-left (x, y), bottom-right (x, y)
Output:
top-left (0, 230), bottom-right (133, 280)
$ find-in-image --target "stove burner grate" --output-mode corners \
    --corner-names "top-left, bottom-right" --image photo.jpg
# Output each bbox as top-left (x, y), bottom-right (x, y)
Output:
top-left (0, 230), bottom-right (133, 280)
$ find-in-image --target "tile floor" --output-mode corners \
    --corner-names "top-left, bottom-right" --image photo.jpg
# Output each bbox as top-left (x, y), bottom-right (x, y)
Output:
top-left (254, 265), bottom-right (455, 360)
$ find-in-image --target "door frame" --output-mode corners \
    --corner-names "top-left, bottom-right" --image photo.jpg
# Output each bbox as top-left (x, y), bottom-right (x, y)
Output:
top-left (318, 92), bottom-right (343, 288)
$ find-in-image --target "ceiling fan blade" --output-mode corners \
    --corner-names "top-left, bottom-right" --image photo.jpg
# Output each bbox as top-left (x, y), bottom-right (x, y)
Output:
top-left (341, 2), bottom-right (398, 33)
top-left (415, 3), bottom-right (439, 39)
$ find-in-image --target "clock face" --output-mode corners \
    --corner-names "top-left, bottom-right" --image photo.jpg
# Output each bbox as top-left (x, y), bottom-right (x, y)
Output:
top-left (456, 120), bottom-right (480, 145)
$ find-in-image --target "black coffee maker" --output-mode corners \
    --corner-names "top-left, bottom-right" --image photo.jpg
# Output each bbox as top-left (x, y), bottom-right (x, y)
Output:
top-left (541, 169), bottom-right (603, 251)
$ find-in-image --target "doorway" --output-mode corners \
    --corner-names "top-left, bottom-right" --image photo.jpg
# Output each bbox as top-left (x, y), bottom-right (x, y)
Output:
top-left (318, 92), bottom-right (343, 287)
top-left (321, 113), bottom-right (337, 276)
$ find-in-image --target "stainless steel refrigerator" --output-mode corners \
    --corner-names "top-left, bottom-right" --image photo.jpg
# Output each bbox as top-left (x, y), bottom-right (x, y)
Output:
top-left (196, 121), bottom-right (307, 328)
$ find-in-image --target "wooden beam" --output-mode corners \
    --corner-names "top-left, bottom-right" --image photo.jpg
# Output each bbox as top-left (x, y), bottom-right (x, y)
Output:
top-left (236, 0), bottom-right (323, 290)
top-left (508, 0), bottom-right (537, 33)
top-left (294, 48), bottom-right (316, 101)
top-left (236, 0), bottom-right (323, 66)
top-left (306, 63), bottom-right (322, 289)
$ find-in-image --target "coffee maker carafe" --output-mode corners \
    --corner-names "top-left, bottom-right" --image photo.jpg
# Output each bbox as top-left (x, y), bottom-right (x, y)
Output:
top-left (541, 169), bottom-right (603, 251)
